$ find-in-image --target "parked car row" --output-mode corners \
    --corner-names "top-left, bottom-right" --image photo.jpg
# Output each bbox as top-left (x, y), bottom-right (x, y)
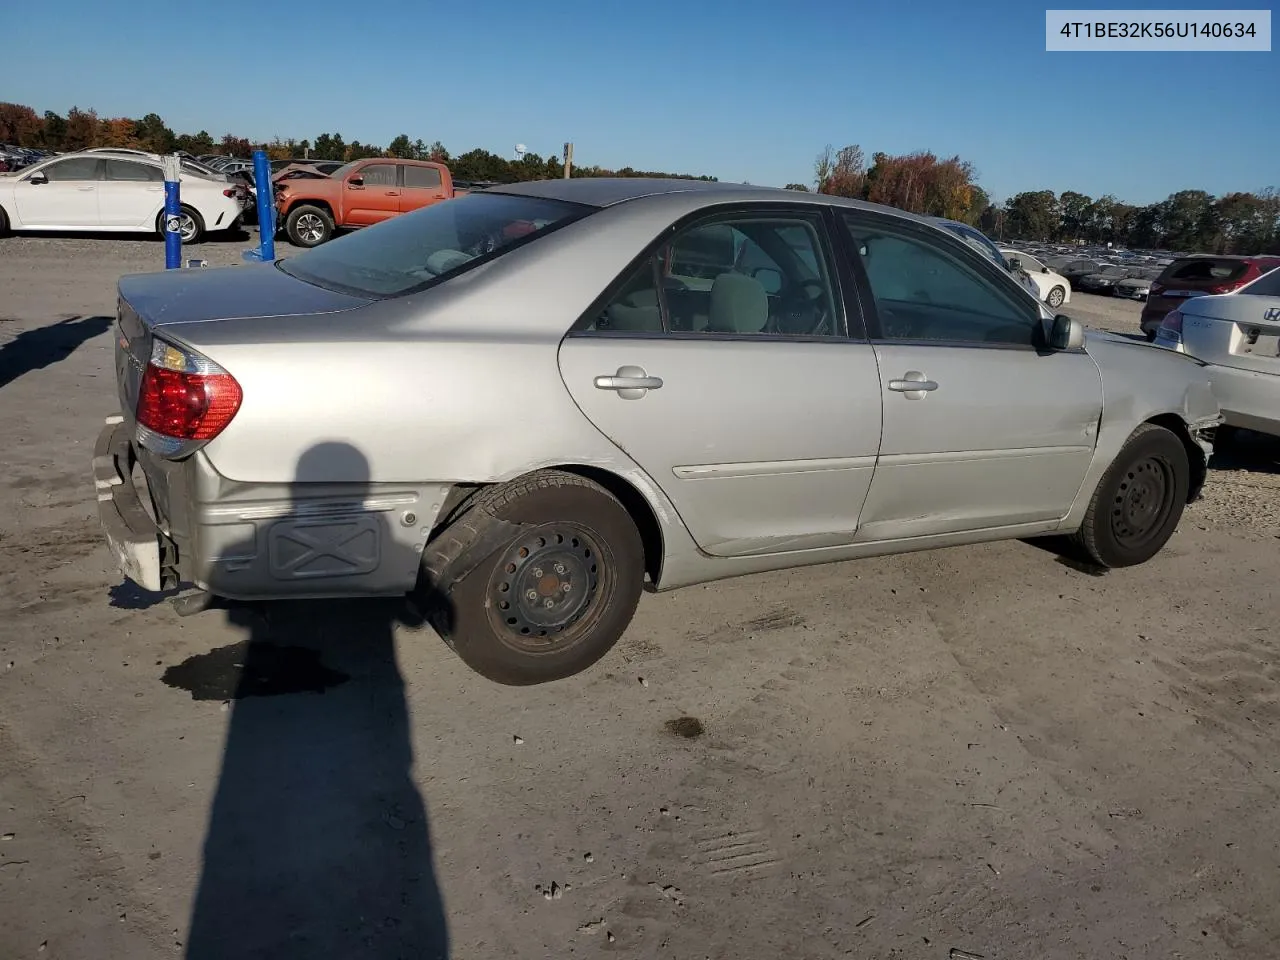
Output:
top-left (0, 148), bottom-right (249, 242)
top-left (0, 144), bottom-right (50, 172)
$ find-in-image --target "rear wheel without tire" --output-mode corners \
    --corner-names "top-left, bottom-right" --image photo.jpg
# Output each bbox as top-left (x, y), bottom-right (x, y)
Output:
top-left (286, 204), bottom-right (333, 247)
top-left (1071, 423), bottom-right (1189, 568)
top-left (425, 470), bottom-right (644, 685)
top-left (1046, 285), bottom-right (1066, 308)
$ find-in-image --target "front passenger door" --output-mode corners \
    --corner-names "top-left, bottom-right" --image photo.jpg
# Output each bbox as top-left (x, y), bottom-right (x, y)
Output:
top-left (13, 157), bottom-right (102, 227)
top-left (344, 162), bottom-right (400, 225)
top-left (840, 211), bottom-right (1104, 542)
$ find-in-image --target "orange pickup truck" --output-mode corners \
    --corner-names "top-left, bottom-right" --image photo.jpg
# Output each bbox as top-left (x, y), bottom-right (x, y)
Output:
top-left (274, 157), bottom-right (463, 247)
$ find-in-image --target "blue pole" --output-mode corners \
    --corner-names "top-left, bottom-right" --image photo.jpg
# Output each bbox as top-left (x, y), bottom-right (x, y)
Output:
top-left (162, 155), bottom-right (181, 269)
top-left (252, 149), bottom-right (275, 262)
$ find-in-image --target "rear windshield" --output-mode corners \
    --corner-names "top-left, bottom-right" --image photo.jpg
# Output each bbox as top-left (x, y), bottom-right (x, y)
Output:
top-left (277, 192), bottom-right (592, 298)
top-left (1242, 265), bottom-right (1280, 298)
top-left (1159, 257), bottom-right (1249, 285)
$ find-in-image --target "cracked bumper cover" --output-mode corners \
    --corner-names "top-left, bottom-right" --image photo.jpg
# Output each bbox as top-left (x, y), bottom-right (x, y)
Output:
top-left (92, 415), bottom-right (169, 593)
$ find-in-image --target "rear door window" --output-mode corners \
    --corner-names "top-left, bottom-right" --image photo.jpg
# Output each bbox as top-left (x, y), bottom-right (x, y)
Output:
top-left (104, 159), bottom-right (163, 181)
top-left (403, 165), bottom-right (442, 189)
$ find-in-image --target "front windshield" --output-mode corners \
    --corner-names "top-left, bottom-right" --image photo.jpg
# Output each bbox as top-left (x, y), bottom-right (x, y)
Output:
top-left (277, 192), bottom-right (593, 298)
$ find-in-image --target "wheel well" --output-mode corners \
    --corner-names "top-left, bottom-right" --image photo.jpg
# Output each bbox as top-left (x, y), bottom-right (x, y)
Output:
top-left (0, 203), bottom-right (8, 229)
top-left (550, 465), bottom-right (665, 586)
top-left (1145, 413), bottom-right (1208, 502)
top-left (286, 199), bottom-right (334, 221)
top-left (432, 467), bottom-right (665, 587)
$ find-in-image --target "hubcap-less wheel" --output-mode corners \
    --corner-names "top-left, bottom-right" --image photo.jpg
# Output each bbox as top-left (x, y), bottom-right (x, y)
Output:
top-left (1111, 456), bottom-right (1174, 549)
top-left (1047, 286), bottom-right (1065, 308)
top-left (486, 525), bottom-right (603, 651)
top-left (295, 213), bottom-right (325, 244)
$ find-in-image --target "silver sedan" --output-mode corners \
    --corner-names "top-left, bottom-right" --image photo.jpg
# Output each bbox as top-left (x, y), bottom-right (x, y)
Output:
top-left (94, 179), bottom-right (1221, 685)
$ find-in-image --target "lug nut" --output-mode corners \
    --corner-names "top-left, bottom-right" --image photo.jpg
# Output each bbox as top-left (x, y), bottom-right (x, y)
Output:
top-left (554, 562), bottom-right (566, 575)
top-left (543, 598), bottom-right (555, 609)
top-left (533, 567), bottom-right (544, 578)
top-left (562, 583), bottom-right (572, 593)
top-left (526, 590), bottom-right (538, 601)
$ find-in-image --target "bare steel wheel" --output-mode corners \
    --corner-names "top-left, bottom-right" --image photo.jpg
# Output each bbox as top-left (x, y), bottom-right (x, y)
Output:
top-left (1071, 423), bottom-right (1189, 568)
top-left (486, 524), bottom-right (603, 651)
top-left (421, 470), bottom-right (644, 685)
top-left (1110, 455), bottom-right (1175, 551)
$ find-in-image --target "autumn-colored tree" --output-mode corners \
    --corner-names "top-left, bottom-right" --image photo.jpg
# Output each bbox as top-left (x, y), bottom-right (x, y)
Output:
top-left (98, 117), bottom-right (140, 148)
top-left (0, 102), bottom-right (42, 144)
top-left (63, 107), bottom-right (101, 150)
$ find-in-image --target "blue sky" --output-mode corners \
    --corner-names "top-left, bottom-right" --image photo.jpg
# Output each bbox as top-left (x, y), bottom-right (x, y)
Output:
top-left (2, 0), bottom-right (1275, 205)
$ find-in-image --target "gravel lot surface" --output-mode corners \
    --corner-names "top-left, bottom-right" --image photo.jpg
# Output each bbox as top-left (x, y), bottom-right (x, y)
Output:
top-left (2, 234), bottom-right (1279, 960)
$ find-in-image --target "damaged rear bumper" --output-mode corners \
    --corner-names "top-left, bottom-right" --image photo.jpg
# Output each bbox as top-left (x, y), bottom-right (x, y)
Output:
top-left (92, 415), bottom-right (175, 593)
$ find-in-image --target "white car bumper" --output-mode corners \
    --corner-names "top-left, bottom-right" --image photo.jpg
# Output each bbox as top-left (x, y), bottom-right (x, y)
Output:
top-left (1204, 363), bottom-right (1280, 436)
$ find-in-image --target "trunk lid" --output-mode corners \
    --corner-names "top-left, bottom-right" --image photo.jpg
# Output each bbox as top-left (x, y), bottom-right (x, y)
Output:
top-left (113, 262), bottom-right (371, 417)
top-left (1179, 293), bottom-right (1280, 376)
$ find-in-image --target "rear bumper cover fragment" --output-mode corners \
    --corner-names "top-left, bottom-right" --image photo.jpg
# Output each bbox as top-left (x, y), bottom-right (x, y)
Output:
top-left (93, 415), bottom-right (168, 593)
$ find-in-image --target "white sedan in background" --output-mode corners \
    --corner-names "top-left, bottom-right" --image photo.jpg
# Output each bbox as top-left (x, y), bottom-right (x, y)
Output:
top-left (1155, 266), bottom-right (1280, 441)
top-left (0, 152), bottom-right (243, 243)
top-left (1001, 248), bottom-right (1072, 308)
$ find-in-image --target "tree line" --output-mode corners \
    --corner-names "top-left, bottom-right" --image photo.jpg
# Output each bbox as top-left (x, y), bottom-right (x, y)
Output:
top-left (800, 142), bottom-right (1279, 256)
top-left (990, 188), bottom-right (1280, 256)
top-left (5, 102), bottom-right (1275, 255)
top-left (0, 102), bottom-right (718, 185)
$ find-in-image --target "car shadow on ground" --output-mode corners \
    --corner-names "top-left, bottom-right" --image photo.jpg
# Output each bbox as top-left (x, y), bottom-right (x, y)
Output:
top-left (1210, 429), bottom-right (1280, 476)
top-left (0, 315), bottom-right (112, 390)
top-left (159, 442), bottom-right (451, 959)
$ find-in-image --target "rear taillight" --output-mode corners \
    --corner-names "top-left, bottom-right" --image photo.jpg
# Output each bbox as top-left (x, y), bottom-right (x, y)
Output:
top-left (1158, 309), bottom-right (1184, 343)
top-left (1149, 282), bottom-right (1164, 296)
top-left (135, 338), bottom-right (242, 458)
top-left (222, 188), bottom-right (236, 198)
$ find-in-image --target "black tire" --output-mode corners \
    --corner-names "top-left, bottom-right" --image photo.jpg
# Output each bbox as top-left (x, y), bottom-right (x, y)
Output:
top-left (156, 205), bottom-right (205, 244)
top-left (1144, 327), bottom-right (1157, 342)
top-left (0, 204), bottom-right (9, 235)
top-left (1071, 423), bottom-right (1189, 568)
top-left (423, 470), bottom-right (644, 685)
top-left (1046, 285), bottom-right (1066, 308)
top-left (286, 204), bottom-right (334, 248)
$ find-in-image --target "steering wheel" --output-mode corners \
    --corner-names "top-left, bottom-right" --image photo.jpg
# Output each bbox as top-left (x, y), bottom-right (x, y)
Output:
top-left (774, 278), bottom-right (829, 335)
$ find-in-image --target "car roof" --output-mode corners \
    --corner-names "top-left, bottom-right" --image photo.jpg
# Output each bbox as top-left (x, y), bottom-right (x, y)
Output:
top-left (487, 177), bottom-right (935, 224)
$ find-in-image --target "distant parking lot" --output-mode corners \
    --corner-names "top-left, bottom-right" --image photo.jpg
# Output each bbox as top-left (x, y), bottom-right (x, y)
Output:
top-left (2, 233), bottom-right (1280, 959)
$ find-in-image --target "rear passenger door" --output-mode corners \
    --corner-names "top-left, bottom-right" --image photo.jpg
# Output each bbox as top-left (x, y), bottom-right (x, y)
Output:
top-left (344, 162), bottom-right (400, 226)
top-left (558, 205), bottom-right (885, 558)
top-left (399, 164), bottom-right (449, 213)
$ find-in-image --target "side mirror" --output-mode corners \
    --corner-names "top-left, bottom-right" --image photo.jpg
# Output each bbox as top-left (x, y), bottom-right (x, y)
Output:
top-left (28, 171), bottom-right (47, 184)
top-left (348, 175), bottom-right (364, 187)
top-left (1050, 314), bottom-right (1084, 350)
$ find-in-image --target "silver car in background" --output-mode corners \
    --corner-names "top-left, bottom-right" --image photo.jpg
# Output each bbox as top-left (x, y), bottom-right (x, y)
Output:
top-left (94, 179), bottom-right (1221, 685)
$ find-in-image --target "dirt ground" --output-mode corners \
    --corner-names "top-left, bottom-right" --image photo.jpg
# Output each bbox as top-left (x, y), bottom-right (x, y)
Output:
top-left (2, 232), bottom-right (1279, 960)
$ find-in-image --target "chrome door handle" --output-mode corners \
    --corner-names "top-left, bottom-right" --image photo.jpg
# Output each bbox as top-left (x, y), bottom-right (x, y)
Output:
top-left (594, 365), bottom-right (663, 399)
top-left (887, 371), bottom-right (938, 398)
top-left (77, 186), bottom-right (95, 191)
